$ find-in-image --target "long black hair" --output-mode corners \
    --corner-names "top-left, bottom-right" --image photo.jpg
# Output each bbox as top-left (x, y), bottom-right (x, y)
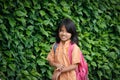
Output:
top-left (56, 18), bottom-right (78, 45)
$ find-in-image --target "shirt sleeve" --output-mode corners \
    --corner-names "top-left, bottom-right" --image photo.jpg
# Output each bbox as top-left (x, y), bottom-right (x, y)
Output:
top-left (72, 44), bottom-right (81, 64)
top-left (46, 44), bottom-right (55, 62)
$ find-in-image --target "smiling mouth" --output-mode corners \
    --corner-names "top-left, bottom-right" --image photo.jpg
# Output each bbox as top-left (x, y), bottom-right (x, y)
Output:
top-left (61, 36), bottom-right (66, 38)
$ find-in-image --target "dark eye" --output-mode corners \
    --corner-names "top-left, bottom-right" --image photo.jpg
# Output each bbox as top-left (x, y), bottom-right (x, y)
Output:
top-left (59, 29), bottom-right (63, 32)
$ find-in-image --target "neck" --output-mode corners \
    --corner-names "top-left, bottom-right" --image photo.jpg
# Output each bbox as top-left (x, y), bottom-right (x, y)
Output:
top-left (60, 40), bottom-right (71, 45)
top-left (61, 41), bottom-right (65, 45)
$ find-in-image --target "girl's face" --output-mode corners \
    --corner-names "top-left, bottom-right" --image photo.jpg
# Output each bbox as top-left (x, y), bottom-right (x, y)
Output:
top-left (59, 25), bottom-right (72, 43)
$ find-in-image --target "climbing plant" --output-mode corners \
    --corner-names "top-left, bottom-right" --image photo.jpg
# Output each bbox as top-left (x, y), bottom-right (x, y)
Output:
top-left (0, 0), bottom-right (120, 80)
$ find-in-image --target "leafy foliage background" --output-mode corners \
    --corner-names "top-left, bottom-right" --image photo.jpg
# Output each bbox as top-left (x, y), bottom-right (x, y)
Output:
top-left (0, 0), bottom-right (120, 80)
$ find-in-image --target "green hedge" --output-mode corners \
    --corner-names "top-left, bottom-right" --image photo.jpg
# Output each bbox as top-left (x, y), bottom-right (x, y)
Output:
top-left (0, 0), bottom-right (120, 80)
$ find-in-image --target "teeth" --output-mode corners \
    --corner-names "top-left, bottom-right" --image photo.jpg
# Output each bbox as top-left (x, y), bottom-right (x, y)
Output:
top-left (62, 36), bottom-right (65, 38)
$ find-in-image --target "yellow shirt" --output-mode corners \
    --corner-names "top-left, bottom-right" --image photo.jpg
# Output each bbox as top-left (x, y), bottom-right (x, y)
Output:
top-left (47, 40), bottom-right (80, 80)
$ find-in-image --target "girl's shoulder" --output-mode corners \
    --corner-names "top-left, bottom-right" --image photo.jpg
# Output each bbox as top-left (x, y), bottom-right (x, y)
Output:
top-left (72, 43), bottom-right (81, 51)
top-left (72, 43), bottom-right (78, 47)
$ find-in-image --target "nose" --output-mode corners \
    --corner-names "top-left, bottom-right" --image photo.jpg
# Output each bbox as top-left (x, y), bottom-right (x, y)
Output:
top-left (62, 32), bottom-right (66, 35)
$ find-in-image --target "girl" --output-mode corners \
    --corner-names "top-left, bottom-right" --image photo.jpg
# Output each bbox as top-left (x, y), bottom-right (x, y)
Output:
top-left (47, 18), bottom-right (81, 80)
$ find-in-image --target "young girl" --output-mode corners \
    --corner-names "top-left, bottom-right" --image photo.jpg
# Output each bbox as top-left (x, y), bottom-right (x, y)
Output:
top-left (47, 18), bottom-right (81, 80)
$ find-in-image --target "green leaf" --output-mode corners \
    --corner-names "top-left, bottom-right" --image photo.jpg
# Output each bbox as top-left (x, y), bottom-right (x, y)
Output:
top-left (0, 19), bottom-right (3, 23)
top-left (62, 13), bottom-right (72, 19)
top-left (18, 45), bottom-right (24, 51)
top-left (22, 70), bottom-right (29, 75)
top-left (80, 17), bottom-right (87, 25)
top-left (37, 59), bottom-right (45, 66)
top-left (7, 69), bottom-right (15, 77)
top-left (107, 52), bottom-right (117, 59)
top-left (97, 70), bottom-right (102, 79)
top-left (43, 20), bottom-right (50, 26)
top-left (50, 37), bottom-right (55, 43)
top-left (40, 27), bottom-right (48, 37)
top-left (26, 30), bottom-right (31, 36)
top-left (94, 26), bottom-right (99, 32)
top-left (16, 17), bottom-right (26, 26)
top-left (40, 10), bottom-right (46, 16)
top-left (18, 26), bottom-right (24, 31)
top-left (32, 0), bottom-right (37, 5)
top-left (35, 47), bottom-right (40, 52)
top-left (8, 64), bottom-right (16, 71)
top-left (83, 9), bottom-right (90, 17)
top-left (15, 10), bottom-right (27, 17)
top-left (41, 68), bottom-right (46, 73)
top-left (55, 6), bottom-right (62, 12)
top-left (14, 40), bottom-right (19, 46)
top-left (0, 24), bottom-right (7, 30)
top-left (24, 0), bottom-right (31, 8)
top-left (31, 77), bottom-right (38, 80)
top-left (82, 40), bottom-right (91, 48)
top-left (30, 69), bottom-right (40, 77)
top-left (3, 31), bottom-right (9, 40)
top-left (91, 62), bottom-right (97, 67)
top-left (47, 70), bottom-right (52, 79)
top-left (100, 46), bottom-right (107, 52)
top-left (63, 7), bottom-right (70, 12)
top-left (30, 55), bottom-right (36, 59)
top-left (8, 17), bottom-right (16, 27)
top-left (102, 65), bottom-right (110, 70)
top-left (27, 25), bottom-right (34, 31)
top-left (85, 55), bottom-right (92, 61)
top-left (20, 55), bottom-right (27, 64)
top-left (4, 51), bottom-right (13, 57)
top-left (33, 4), bottom-right (41, 9)
top-left (2, 9), bottom-right (10, 14)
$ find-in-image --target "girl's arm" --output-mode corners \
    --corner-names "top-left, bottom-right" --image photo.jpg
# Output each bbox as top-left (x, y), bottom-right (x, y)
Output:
top-left (61, 64), bottom-right (78, 73)
top-left (49, 61), bottom-right (58, 67)
top-left (49, 61), bottom-right (64, 69)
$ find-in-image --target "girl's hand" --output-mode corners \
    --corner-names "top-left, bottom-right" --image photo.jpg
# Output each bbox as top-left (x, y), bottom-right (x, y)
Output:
top-left (52, 70), bottom-right (61, 80)
top-left (52, 64), bottom-right (64, 80)
top-left (49, 62), bottom-right (64, 71)
top-left (56, 64), bottom-right (64, 71)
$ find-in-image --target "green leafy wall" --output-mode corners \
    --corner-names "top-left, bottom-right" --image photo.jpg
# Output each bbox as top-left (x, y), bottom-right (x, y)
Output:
top-left (0, 0), bottom-right (120, 80)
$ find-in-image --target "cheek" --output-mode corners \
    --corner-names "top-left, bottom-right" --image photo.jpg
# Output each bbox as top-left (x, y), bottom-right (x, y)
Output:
top-left (58, 32), bottom-right (61, 36)
top-left (68, 34), bottom-right (72, 38)
top-left (58, 32), bottom-right (62, 38)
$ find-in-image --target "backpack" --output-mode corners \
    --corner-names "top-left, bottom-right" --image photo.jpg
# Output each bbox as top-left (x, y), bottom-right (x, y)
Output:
top-left (53, 43), bottom-right (88, 80)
